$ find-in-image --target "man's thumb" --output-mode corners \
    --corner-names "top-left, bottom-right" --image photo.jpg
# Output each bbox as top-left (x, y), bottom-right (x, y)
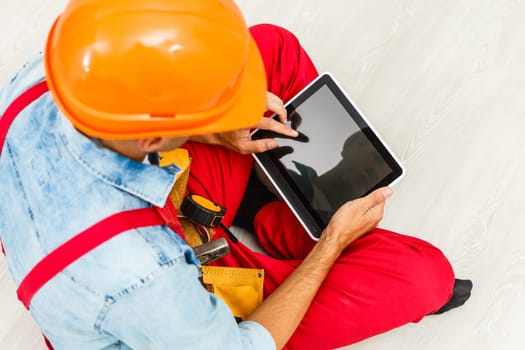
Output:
top-left (368, 187), bottom-right (393, 206)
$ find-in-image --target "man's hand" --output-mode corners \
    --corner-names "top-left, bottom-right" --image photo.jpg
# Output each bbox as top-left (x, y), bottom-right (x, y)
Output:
top-left (191, 92), bottom-right (298, 154)
top-left (322, 187), bottom-right (393, 251)
top-left (248, 187), bottom-right (393, 349)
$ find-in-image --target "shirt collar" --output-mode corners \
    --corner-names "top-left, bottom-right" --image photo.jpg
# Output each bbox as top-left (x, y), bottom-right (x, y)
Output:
top-left (56, 110), bottom-right (180, 207)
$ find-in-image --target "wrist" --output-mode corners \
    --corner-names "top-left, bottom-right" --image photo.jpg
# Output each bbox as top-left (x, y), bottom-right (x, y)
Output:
top-left (315, 229), bottom-right (346, 261)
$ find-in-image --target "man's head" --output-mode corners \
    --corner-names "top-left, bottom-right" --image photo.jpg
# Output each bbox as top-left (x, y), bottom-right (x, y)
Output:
top-left (44, 0), bottom-right (267, 145)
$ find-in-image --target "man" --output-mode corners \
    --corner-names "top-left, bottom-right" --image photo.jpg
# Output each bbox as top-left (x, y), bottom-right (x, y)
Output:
top-left (0, 0), bottom-right (471, 349)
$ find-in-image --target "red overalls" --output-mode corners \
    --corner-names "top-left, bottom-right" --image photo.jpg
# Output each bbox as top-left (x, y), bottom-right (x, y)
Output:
top-left (1, 24), bottom-right (454, 350)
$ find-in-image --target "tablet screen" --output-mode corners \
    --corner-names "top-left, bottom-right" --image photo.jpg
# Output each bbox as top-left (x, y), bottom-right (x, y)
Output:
top-left (252, 73), bottom-right (403, 239)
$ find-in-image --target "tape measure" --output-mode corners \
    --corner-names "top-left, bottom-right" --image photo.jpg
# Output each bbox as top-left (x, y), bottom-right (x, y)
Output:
top-left (181, 194), bottom-right (226, 228)
top-left (181, 194), bottom-right (238, 243)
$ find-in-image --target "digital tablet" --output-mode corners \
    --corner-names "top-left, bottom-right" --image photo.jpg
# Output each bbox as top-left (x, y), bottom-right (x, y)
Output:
top-left (252, 73), bottom-right (404, 240)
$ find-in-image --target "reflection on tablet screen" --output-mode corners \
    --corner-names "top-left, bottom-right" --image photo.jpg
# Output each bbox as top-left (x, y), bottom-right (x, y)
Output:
top-left (268, 86), bottom-right (391, 224)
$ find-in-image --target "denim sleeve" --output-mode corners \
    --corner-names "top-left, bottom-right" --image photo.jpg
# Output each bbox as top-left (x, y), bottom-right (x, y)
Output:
top-left (99, 256), bottom-right (275, 350)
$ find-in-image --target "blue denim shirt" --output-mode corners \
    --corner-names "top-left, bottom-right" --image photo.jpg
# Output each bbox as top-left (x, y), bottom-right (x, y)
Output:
top-left (0, 54), bottom-right (274, 350)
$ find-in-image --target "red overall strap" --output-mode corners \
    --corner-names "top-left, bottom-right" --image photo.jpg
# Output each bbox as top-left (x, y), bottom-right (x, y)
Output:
top-left (2, 82), bottom-right (185, 350)
top-left (0, 80), bottom-right (49, 157)
top-left (17, 204), bottom-right (182, 309)
top-left (153, 198), bottom-right (186, 242)
top-left (0, 81), bottom-right (187, 308)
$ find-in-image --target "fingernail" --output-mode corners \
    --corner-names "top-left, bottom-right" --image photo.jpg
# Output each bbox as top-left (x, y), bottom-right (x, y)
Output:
top-left (383, 187), bottom-right (393, 198)
top-left (291, 130), bottom-right (299, 136)
top-left (268, 140), bottom-right (278, 149)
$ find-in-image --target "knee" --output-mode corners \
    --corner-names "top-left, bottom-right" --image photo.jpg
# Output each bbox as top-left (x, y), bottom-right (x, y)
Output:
top-left (248, 23), bottom-right (318, 102)
top-left (249, 23), bottom-right (300, 45)
top-left (407, 242), bottom-right (455, 315)
top-left (366, 230), bottom-right (455, 316)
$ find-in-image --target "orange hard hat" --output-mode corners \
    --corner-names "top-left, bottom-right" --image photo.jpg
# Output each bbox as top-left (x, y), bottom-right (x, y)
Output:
top-left (44, 0), bottom-right (267, 139)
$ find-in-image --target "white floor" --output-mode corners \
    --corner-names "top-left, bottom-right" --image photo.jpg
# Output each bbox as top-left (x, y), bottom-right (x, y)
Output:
top-left (2, 1), bottom-right (525, 349)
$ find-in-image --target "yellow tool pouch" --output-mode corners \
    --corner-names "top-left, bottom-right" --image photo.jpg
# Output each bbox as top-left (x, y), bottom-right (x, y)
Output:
top-left (202, 266), bottom-right (264, 320)
top-left (160, 149), bottom-right (264, 321)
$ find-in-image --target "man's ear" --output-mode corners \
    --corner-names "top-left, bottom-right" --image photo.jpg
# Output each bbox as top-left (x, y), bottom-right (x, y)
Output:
top-left (137, 137), bottom-right (163, 153)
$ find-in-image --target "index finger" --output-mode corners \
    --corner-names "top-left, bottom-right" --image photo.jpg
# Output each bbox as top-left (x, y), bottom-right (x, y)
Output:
top-left (266, 92), bottom-right (287, 124)
top-left (255, 116), bottom-right (299, 138)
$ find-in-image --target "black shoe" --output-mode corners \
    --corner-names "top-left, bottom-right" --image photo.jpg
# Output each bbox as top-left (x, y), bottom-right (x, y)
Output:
top-left (432, 278), bottom-right (473, 315)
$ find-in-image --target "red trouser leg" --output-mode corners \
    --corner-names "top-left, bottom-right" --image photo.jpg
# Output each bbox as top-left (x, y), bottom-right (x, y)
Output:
top-left (254, 202), bottom-right (454, 348)
top-left (184, 24), bottom-right (455, 350)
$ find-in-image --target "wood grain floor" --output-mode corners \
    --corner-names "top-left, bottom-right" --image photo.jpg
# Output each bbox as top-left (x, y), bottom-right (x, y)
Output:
top-left (1, 1), bottom-right (525, 349)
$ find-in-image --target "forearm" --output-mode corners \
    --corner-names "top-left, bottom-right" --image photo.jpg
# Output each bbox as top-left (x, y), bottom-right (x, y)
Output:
top-left (247, 233), bottom-right (343, 349)
top-left (247, 188), bottom-right (391, 349)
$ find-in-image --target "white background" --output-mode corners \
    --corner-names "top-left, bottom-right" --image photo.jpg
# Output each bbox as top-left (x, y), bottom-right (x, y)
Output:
top-left (1, 1), bottom-right (525, 349)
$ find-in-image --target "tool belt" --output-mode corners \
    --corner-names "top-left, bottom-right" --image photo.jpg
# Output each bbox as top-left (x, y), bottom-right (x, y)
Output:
top-left (0, 81), bottom-right (264, 325)
top-left (159, 149), bottom-right (264, 322)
